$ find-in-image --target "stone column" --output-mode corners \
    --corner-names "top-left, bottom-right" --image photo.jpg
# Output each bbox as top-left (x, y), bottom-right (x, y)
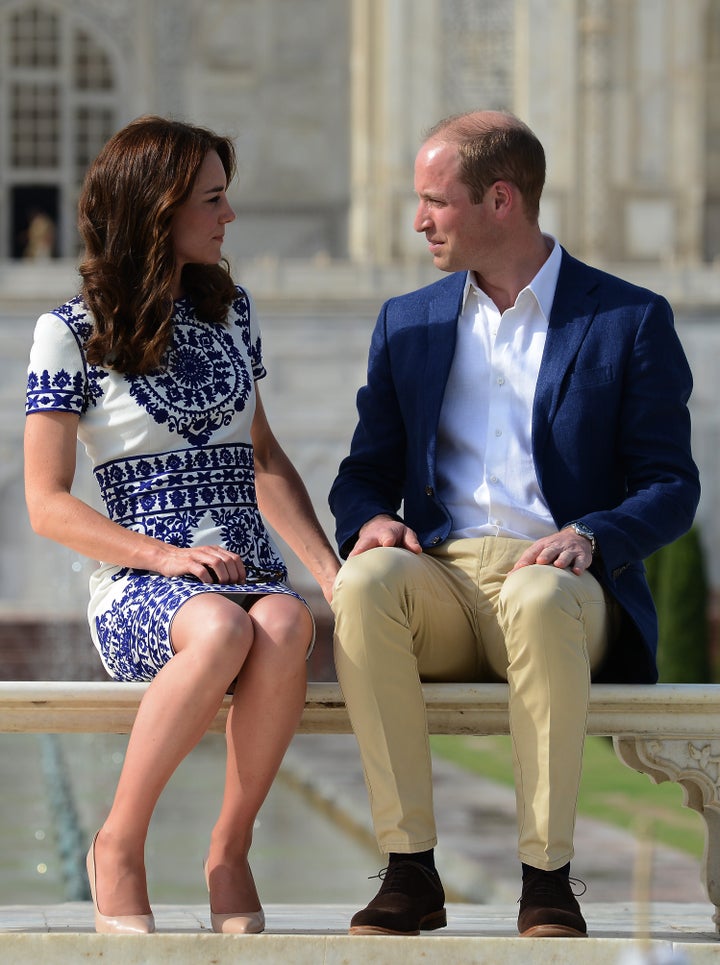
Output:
top-left (668, 0), bottom-right (709, 264)
top-left (347, 0), bottom-right (375, 262)
top-left (348, 0), bottom-right (439, 263)
top-left (705, 0), bottom-right (720, 261)
top-left (579, 0), bottom-right (611, 263)
top-left (514, 0), bottom-right (578, 247)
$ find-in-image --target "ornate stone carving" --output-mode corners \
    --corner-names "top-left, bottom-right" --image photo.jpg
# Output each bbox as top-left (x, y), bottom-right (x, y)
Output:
top-left (614, 736), bottom-right (720, 933)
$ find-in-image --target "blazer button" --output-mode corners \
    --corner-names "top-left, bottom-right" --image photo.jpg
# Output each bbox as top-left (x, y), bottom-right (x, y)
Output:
top-left (425, 486), bottom-right (434, 496)
top-left (431, 536), bottom-right (441, 545)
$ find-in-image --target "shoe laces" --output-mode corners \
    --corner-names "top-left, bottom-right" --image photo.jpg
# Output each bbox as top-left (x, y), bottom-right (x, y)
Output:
top-left (519, 871), bottom-right (587, 904)
top-left (569, 876), bottom-right (587, 897)
top-left (369, 861), bottom-right (437, 892)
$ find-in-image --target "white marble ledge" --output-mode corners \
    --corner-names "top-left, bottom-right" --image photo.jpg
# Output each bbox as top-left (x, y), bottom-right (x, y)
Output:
top-left (0, 904), bottom-right (718, 965)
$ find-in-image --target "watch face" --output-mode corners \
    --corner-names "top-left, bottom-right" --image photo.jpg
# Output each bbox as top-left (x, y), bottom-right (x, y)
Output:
top-left (572, 522), bottom-right (595, 552)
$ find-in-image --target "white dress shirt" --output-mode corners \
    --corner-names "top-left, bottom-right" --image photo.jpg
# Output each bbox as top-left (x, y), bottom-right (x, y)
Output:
top-left (436, 236), bottom-right (562, 540)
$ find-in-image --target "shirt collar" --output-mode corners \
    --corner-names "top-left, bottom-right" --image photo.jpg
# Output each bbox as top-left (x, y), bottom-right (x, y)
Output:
top-left (461, 235), bottom-right (562, 320)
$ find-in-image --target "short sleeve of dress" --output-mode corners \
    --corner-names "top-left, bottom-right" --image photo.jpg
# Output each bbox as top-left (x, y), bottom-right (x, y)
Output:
top-left (25, 311), bottom-right (89, 415)
top-left (241, 288), bottom-right (267, 382)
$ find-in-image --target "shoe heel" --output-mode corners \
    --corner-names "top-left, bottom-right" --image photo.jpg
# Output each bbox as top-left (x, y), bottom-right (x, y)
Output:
top-left (420, 907), bottom-right (448, 930)
top-left (203, 858), bottom-right (265, 934)
top-left (86, 831), bottom-right (155, 935)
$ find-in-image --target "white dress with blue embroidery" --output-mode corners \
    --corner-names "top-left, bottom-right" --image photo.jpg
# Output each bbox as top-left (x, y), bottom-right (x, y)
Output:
top-left (25, 287), bottom-right (308, 681)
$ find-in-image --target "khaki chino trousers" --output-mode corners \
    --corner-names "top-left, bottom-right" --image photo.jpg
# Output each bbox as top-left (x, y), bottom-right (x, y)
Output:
top-left (331, 537), bottom-right (612, 871)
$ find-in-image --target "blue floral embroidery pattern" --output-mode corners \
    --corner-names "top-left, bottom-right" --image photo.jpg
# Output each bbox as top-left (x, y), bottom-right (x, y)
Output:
top-left (95, 572), bottom-right (297, 680)
top-left (26, 366), bottom-right (88, 412)
top-left (94, 442), bottom-right (287, 577)
top-left (25, 296), bottom-right (107, 413)
top-left (126, 296), bottom-right (253, 446)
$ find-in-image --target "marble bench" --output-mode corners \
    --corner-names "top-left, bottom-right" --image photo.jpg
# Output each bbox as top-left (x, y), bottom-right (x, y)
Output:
top-left (1, 679), bottom-right (719, 933)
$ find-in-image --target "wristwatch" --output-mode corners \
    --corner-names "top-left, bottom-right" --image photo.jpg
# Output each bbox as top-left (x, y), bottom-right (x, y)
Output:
top-left (567, 520), bottom-right (597, 556)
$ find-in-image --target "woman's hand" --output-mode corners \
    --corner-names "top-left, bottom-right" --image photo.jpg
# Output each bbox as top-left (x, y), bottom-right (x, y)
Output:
top-left (153, 544), bottom-right (247, 584)
top-left (316, 559), bottom-right (341, 605)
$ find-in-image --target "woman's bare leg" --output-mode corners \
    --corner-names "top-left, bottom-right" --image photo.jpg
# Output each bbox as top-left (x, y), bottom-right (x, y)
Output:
top-left (92, 594), bottom-right (255, 917)
top-left (204, 593), bottom-right (312, 914)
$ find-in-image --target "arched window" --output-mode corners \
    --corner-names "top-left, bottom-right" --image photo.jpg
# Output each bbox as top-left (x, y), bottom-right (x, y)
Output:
top-left (1, 3), bottom-right (120, 259)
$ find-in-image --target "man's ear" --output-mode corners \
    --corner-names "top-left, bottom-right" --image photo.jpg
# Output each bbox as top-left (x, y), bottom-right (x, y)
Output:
top-left (490, 180), bottom-right (514, 215)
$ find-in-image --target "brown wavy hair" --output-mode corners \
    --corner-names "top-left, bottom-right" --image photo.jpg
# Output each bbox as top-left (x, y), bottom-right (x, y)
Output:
top-left (78, 116), bottom-right (237, 374)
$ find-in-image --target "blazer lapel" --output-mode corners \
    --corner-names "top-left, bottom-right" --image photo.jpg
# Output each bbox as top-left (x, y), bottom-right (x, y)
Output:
top-left (533, 252), bottom-right (599, 457)
top-left (424, 273), bottom-right (465, 475)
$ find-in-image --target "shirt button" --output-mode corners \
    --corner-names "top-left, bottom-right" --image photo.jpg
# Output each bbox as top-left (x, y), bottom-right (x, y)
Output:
top-left (497, 376), bottom-right (505, 386)
top-left (431, 536), bottom-right (441, 545)
top-left (495, 428), bottom-right (502, 437)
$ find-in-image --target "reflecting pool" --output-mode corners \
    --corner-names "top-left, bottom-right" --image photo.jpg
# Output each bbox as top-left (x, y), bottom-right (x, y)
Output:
top-left (0, 731), bottom-right (378, 906)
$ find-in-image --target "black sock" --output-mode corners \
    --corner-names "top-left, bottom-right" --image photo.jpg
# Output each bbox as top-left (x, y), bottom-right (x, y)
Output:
top-left (389, 849), bottom-right (436, 871)
top-left (522, 861), bottom-right (570, 879)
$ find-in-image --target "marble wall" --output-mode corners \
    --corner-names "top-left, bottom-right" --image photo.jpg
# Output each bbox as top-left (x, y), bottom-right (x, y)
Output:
top-left (1, 0), bottom-right (719, 627)
top-left (2, 0), bottom-right (719, 264)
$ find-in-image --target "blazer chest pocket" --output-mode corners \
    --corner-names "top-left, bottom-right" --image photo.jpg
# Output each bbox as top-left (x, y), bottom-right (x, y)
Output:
top-left (566, 363), bottom-right (614, 391)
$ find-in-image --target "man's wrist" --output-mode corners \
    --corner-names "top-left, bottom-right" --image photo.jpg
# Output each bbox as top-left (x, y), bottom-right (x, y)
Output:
top-left (564, 520), bottom-right (597, 556)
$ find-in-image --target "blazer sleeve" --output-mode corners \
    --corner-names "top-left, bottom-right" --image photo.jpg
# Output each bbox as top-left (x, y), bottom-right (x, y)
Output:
top-left (329, 300), bottom-right (409, 557)
top-left (546, 291), bottom-right (700, 580)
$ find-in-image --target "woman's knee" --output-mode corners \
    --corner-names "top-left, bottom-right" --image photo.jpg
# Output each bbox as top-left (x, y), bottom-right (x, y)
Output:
top-left (248, 595), bottom-right (313, 656)
top-left (172, 595), bottom-right (253, 670)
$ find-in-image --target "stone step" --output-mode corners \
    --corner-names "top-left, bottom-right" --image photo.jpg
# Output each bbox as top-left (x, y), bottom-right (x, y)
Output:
top-left (0, 902), bottom-right (717, 963)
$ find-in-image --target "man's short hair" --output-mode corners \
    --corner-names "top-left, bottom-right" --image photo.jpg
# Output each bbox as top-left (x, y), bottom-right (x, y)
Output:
top-left (424, 112), bottom-right (546, 221)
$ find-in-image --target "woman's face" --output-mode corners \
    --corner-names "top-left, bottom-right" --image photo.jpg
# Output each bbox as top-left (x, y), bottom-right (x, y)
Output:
top-left (170, 149), bottom-right (236, 292)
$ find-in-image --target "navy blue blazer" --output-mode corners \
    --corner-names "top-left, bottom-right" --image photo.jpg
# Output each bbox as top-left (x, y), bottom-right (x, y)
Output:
top-left (330, 250), bottom-right (700, 683)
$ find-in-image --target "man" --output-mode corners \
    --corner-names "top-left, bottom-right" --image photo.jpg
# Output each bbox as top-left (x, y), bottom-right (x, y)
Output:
top-left (329, 111), bottom-right (700, 938)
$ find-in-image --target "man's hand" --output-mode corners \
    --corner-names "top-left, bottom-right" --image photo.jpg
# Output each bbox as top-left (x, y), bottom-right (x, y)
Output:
top-left (510, 527), bottom-right (593, 576)
top-left (348, 515), bottom-right (423, 557)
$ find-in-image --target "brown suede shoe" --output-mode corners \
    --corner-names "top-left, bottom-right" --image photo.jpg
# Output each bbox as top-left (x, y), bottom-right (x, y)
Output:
top-left (349, 861), bottom-right (447, 935)
top-left (518, 866), bottom-right (588, 937)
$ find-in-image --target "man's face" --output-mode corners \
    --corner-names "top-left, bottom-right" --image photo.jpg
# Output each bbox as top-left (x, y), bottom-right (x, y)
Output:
top-left (413, 140), bottom-right (495, 274)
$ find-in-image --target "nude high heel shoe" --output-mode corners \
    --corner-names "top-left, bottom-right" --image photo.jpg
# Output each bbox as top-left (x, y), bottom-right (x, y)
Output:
top-left (86, 832), bottom-right (155, 935)
top-left (203, 858), bottom-right (265, 934)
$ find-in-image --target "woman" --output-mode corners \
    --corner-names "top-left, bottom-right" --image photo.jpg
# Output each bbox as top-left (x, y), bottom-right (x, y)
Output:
top-left (24, 116), bottom-right (339, 935)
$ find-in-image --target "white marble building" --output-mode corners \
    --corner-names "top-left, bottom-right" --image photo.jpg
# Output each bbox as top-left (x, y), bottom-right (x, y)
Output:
top-left (0, 0), bottom-right (718, 620)
top-left (1, 0), bottom-right (719, 267)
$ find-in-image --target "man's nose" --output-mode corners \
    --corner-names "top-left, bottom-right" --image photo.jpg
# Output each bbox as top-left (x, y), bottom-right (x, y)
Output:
top-left (413, 203), bottom-right (430, 233)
